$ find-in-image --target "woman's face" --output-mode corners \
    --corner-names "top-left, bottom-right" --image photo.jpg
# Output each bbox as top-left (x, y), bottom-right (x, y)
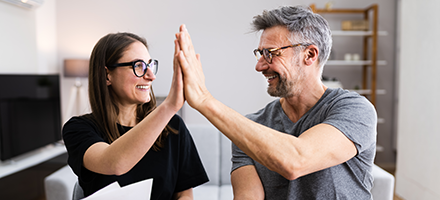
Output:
top-left (106, 41), bottom-right (156, 106)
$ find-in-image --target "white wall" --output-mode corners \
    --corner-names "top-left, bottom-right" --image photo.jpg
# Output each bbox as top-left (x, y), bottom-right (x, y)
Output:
top-left (55, 0), bottom-right (302, 124)
top-left (55, 0), bottom-right (396, 127)
top-left (0, 2), bottom-right (38, 73)
top-left (0, 0), bottom-right (57, 74)
top-left (35, 0), bottom-right (58, 73)
top-left (395, 0), bottom-right (440, 199)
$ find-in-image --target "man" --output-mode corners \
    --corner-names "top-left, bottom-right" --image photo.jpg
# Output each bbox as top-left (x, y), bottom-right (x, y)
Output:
top-left (175, 5), bottom-right (377, 200)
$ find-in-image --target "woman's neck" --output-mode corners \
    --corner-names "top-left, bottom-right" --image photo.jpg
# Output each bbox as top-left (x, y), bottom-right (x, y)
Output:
top-left (117, 104), bottom-right (138, 127)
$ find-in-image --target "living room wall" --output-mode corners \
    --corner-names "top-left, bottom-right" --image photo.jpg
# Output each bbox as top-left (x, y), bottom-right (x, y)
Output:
top-left (395, 0), bottom-right (440, 199)
top-left (0, 0), bottom-right (57, 74)
top-left (0, 3), bottom-right (38, 73)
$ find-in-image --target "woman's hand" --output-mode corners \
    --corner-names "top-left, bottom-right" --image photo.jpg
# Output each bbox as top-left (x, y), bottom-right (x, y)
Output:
top-left (162, 37), bottom-right (186, 113)
top-left (175, 24), bottom-right (213, 110)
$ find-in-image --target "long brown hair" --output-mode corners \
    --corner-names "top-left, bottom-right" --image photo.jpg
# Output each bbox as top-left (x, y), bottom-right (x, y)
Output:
top-left (87, 32), bottom-right (176, 151)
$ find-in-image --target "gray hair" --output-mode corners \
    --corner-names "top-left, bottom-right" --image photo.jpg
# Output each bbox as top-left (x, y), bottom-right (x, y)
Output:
top-left (252, 5), bottom-right (332, 71)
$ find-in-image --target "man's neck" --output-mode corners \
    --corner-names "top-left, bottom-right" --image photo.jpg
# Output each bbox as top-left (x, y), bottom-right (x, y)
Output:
top-left (280, 83), bottom-right (327, 123)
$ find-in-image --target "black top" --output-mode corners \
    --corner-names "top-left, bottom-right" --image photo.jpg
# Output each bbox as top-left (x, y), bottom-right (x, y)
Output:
top-left (63, 114), bottom-right (209, 200)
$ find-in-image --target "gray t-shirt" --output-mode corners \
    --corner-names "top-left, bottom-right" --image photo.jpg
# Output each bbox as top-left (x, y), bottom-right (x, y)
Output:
top-left (231, 88), bottom-right (377, 200)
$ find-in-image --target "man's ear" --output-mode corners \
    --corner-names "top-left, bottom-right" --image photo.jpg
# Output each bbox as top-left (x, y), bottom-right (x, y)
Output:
top-left (105, 67), bottom-right (111, 86)
top-left (304, 45), bottom-right (319, 66)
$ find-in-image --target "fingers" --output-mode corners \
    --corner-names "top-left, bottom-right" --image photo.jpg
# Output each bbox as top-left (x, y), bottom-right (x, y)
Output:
top-left (177, 50), bottom-right (190, 72)
top-left (173, 40), bottom-right (184, 82)
top-left (180, 24), bottom-right (187, 32)
top-left (174, 39), bottom-right (180, 56)
top-left (173, 39), bottom-right (181, 66)
top-left (167, 39), bottom-right (185, 107)
top-left (176, 25), bottom-right (196, 61)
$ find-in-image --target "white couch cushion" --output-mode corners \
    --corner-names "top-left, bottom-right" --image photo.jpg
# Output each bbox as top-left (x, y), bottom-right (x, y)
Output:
top-left (220, 133), bottom-right (232, 185)
top-left (44, 165), bottom-right (77, 200)
top-left (187, 124), bottom-right (220, 186)
top-left (219, 185), bottom-right (233, 200)
top-left (371, 164), bottom-right (395, 200)
top-left (193, 185), bottom-right (219, 200)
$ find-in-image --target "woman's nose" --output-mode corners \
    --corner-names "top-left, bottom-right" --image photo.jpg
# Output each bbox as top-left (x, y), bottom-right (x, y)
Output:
top-left (143, 68), bottom-right (156, 80)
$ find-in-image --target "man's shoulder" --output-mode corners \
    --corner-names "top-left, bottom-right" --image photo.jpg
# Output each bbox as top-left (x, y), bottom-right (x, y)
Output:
top-left (245, 99), bottom-right (280, 120)
top-left (324, 88), bottom-right (373, 108)
top-left (326, 87), bottom-right (361, 98)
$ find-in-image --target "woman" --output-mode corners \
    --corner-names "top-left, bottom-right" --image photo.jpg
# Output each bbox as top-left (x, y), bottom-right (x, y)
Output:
top-left (62, 32), bottom-right (208, 200)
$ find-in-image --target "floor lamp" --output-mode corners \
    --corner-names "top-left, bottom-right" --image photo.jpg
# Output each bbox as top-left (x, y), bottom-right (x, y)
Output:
top-left (64, 59), bottom-right (89, 121)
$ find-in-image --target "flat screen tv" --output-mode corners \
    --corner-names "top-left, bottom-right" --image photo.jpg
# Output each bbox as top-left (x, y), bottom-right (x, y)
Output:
top-left (0, 74), bottom-right (62, 161)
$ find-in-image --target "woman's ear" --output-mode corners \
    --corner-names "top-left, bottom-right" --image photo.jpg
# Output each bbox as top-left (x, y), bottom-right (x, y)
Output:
top-left (304, 45), bottom-right (319, 66)
top-left (105, 67), bottom-right (111, 86)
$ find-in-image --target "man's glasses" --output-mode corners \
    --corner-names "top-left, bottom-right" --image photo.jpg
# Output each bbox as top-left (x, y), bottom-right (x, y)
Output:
top-left (108, 59), bottom-right (158, 77)
top-left (253, 43), bottom-right (309, 64)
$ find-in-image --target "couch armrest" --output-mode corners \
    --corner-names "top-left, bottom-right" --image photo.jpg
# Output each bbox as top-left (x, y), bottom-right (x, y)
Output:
top-left (193, 185), bottom-right (220, 200)
top-left (371, 164), bottom-right (395, 200)
top-left (44, 165), bottom-right (77, 200)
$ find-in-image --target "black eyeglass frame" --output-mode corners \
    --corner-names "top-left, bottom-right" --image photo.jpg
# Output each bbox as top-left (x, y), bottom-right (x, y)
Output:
top-left (253, 43), bottom-right (310, 64)
top-left (107, 59), bottom-right (159, 77)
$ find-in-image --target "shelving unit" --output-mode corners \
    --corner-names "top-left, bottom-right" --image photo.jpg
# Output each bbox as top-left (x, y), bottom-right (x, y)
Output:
top-left (310, 4), bottom-right (384, 106)
top-left (0, 142), bottom-right (66, 179)
top-left (326, 60), bottom-right (386, 66)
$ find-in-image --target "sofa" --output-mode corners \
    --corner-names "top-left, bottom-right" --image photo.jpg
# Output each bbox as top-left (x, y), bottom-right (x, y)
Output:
top-left (45, 124), bottom-right (395, 200)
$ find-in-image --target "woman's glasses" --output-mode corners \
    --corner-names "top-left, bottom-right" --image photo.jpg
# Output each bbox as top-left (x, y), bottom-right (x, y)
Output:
top-left (108, 59), bottom-right (158, 77)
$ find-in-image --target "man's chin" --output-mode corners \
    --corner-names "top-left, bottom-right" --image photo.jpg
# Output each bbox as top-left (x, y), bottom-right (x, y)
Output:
top-left (267, 87), bottom-right (282, 97)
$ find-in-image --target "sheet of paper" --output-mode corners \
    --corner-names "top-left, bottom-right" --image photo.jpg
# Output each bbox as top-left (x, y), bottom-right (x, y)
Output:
top-left (82, 178), bottom-right (153, 200)
top-left (85, 182), bottom-right (121, 198)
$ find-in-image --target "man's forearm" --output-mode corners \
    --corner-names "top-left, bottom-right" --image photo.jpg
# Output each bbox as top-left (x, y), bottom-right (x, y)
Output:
top-left (196, 97), bottom-right (301, 179)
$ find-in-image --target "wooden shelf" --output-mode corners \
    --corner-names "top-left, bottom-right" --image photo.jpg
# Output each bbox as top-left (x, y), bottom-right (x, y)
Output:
top-left (350, 89), bottom-right (386, 95)
top-left (0, 142), bottom-right (66, 179)
top-left (326, 60), bottom-right (387, 66)
top-left (332, 30), bottom-right (388, 36)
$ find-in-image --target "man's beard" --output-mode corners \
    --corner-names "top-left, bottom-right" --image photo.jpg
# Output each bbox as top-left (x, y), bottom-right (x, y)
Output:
top-left (267, 65), bottom-right (303, 98)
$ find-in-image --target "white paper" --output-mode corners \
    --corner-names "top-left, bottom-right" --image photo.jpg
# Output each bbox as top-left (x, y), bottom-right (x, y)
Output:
top-left (82, 178), bottom-right (153, 200)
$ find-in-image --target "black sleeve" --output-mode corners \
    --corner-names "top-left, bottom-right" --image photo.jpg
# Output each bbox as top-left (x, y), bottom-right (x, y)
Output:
top-left (172, 116), bottom-right (209, 192)
top-left (62, 116), bottom-right (105, 180)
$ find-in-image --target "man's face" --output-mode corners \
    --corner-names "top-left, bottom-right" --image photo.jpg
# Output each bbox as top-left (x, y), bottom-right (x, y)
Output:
top-left (255, 26), bottom-right (304, 98)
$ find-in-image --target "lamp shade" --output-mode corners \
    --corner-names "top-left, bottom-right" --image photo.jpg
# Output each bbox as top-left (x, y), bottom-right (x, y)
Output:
top-left (64, 59), bottom-right (89, 77)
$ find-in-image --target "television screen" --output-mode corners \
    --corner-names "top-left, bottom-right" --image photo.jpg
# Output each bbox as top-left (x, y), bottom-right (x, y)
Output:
top-left (0, 74), bottom-right (61, 161)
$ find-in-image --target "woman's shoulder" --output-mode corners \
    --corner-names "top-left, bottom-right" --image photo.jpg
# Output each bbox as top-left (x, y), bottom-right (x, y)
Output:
top-left (167, 114), bottom-right (192, 139)
top-left (168, 114), bottom-right (185, 129)
top-left (63, 114), bottom-right (99, 130)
